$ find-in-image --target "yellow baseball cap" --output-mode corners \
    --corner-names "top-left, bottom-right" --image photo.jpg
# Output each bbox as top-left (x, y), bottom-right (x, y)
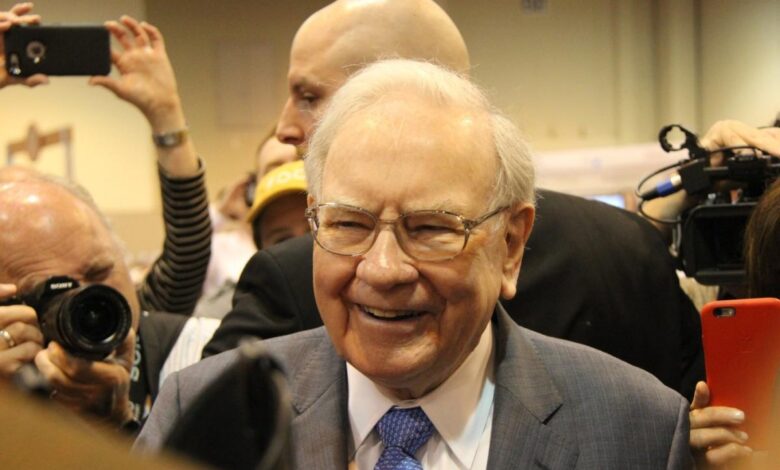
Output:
top-left (246, 160), bottom-right (308, 224)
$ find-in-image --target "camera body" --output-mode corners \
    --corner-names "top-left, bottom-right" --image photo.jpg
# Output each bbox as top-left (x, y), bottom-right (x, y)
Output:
top-left (641, 125), bottom-right (780, 286)
top-left (678, 201), bottom-right (756, 285)
top-left (676, 154), bottom-right (779, 285)
top-left (4, 25), bottom-right (110, 77)
top-left (0, 276), bottom-right (132, 360)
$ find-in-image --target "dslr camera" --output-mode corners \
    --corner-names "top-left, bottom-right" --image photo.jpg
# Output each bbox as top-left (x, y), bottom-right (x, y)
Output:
top-left (638, 124), bottom-right (780, 286)
top-left (0, 276), bottom-right (132, 360)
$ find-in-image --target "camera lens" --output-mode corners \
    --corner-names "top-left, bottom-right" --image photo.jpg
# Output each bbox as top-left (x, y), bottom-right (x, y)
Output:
top-left (39, 284), bottom-right (132, 360)
top-left (72, 295), bottom-right (121, 343)
top-left (25, 41), bottom-right (46, 64)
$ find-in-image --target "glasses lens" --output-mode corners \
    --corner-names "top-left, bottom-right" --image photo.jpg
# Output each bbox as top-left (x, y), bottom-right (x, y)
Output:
top-left (401, 212), bottom-right (466, 260)
top-left (315, 205), bottom-right (376, 255)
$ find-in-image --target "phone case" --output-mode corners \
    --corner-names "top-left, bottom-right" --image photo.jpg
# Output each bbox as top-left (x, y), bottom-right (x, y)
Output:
top-left (701, 298), bottom-right (780, 450)
top-left (4, 25), bottom-right (110, 77)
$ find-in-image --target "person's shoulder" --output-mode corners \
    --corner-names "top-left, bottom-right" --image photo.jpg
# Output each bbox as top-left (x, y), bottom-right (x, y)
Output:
top-left (262, 327), bottom-right (330, 367)
top-left (187, 327), bottom-right (326, 377)
top-left (238, 233), bottom-right (313, 288)
top-left (537, 189), bottom-right (649, 229)
top-left (535, 188), bottom-right (669, 258)
top-left (175, 347), bottom-right (243, 381)
top-left (259, 233), bottom-right (314, 266)
top-left (523, 326), bottom-right (684, 406)
top-left (510, 326), bottom-right (692, 468)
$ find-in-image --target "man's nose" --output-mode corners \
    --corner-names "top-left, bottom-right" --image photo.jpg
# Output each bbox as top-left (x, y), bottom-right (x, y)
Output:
top-left (276, 98), bottom-right (306, 146)
top-left (356, 228), bottom-right (419, 290)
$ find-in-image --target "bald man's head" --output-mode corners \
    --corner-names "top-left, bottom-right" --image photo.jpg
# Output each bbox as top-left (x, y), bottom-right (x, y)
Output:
top-left (0, 176), bottom-right (141, 329)
top-left (276, 0), bottom-right (469, 148)
top-left (0, 165), bottom-right (39, 183)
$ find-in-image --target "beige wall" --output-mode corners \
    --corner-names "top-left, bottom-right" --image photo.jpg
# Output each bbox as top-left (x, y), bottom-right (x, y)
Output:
top-left (0, 0), bottom-right (163, 254)
top-left (3, 0), bottom-right (779, 256)
top-left (0, 0), bottom-right (154, 214)
top-left (145, 0), bottom-right (329, 197)
top-left (699, 0), bottom-right (780, 127)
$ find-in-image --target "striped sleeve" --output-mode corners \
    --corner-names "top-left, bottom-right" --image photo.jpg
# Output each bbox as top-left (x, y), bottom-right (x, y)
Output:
top-left (137, 160), bottom-right (212, 315)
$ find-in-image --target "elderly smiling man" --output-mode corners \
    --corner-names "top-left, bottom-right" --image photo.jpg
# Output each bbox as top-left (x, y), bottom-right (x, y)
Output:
top-left (138, 60), bottom-right (692, 469)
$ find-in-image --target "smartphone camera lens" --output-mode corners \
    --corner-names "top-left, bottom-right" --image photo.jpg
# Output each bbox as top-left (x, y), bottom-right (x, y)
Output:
top-left (714, 307), bottom-right (736, 318)
top-left (26, 41), bottom-right (46, 64)
top-left (8, 53), bottom-right (21, 76)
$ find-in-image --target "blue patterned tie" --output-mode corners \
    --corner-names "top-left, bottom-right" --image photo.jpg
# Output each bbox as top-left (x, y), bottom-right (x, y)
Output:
top-left (374, 406), bottom-right (434, 470)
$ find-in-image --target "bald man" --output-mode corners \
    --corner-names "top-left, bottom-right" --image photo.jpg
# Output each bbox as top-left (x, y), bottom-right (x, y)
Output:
top-left (205, 0), bottom-right (703, 400)
top-left (276, 0), bottom-right (469, 148)
top-left (0, 169), bottom-right (221, 430)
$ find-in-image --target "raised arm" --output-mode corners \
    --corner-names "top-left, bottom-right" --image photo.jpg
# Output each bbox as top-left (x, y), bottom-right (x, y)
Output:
top-left (91, 16), bottom-right (211, 315)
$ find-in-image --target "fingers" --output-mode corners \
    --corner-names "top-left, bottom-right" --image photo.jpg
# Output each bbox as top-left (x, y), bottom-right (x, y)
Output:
top-left (43, 341), bottom-right (129, 384)
top-left (690, 424), bottom-right (749, 449)
top-left (701, 119), bottom-right (780, 156)
top-left (35, 342), bottom-right (132, 421)
top-left (22, 73), bottom-right (48, 86)
top-left (141, 21), bottom-right (164, 50)
top-left (0, 341), bottom-right (42, 376)
top-left (88, 74), bottom-right (121, 96)
top-left (698, 442), bottom-right (753, 468)
top-left (120, 15), bottom-right (150, 48)
top-left (0, 283), bottom-right (17, 299)
top-left (0, 321), bottom-right (43, 349)
top-left (0, 303), bottom-right (39, 329)
top-left (105, 20), bottom-right (134, 51)
top-left (0, 291), bottom-right (42, 374)
top-left (690, 405), bottom-right (746, 429)
top-left (0, 4), bottom-right (40, 31)
top-left (9, 3), bottom-right (34, 15)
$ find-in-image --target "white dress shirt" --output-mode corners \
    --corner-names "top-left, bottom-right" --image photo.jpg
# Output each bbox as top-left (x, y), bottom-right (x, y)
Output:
top-left (347, 323), bottom-right (495, 470)
top-left (158, 316), bottom-right (220, 388)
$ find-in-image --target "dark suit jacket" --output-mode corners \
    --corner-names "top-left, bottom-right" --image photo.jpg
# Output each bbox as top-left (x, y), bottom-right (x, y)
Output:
top-left (204, 189), bottom-right (704, 399)
top-left (142, 307), bottom-right (693, 469)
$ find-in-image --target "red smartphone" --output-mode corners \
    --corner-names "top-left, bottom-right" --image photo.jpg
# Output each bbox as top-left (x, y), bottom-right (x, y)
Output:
top-left (701, 298), bottom-right (780, 450)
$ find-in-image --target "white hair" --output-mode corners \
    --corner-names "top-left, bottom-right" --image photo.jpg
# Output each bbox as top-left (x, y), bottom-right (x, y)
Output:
top-left (304, 59), bottom-right (536, 209)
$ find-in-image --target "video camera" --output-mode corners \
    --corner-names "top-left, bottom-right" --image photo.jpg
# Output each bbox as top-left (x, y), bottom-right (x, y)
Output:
top-left (0, 276), bottom-right (132, 360)
top-left (637, 124), bottom-right (780, 286)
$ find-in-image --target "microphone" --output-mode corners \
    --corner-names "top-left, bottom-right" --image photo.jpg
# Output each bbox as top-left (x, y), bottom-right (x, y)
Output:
top-left (639, 173), bottom-right (682, 201)
top-left (639, 159), bottom-right (710, 201)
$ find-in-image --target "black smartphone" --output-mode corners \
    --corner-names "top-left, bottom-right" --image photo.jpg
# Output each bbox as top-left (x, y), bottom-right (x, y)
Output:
top-left (4, 25), bottom-right (110, 77)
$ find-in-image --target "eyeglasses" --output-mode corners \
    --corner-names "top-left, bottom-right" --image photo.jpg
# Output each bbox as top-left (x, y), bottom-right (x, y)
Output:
top-left (305, 202), bottom-right (508, 261)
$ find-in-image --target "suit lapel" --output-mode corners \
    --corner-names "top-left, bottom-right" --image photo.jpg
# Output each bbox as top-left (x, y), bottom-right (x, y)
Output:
top-left (288, 331), bottom-right (349, 468)
top-left (487, 307), bottom-right (579, 469)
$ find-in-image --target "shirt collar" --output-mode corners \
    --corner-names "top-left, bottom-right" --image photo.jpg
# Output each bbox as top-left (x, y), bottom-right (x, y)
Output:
top-left (347, 322), bottom-right (495, 468)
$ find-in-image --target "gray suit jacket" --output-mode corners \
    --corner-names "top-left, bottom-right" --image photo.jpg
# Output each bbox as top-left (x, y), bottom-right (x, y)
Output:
top-left (137, 307), bottom-right (693, 469)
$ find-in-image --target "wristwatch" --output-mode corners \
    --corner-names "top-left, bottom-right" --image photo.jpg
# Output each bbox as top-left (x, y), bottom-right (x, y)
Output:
top-left (152, 128), bottom-right (189, 148)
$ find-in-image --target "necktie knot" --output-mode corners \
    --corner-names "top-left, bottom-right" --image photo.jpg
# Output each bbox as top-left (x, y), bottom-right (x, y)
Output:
top-left (374, 406), bottom-right (434, 469)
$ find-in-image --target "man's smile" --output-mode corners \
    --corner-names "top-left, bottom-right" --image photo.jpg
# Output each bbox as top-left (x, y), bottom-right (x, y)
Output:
top-left (358, 304), bottom-right (429, 321)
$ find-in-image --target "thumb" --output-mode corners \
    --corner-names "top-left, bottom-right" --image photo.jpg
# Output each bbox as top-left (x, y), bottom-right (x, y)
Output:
top-left (0, 283), bottom-right (17, 299)
top-left (690, 381), bottom-right (710, 410)
top-left (89, 75), bottom-right (121, 95)
top-left (111, 328), bottom-right (135, 370)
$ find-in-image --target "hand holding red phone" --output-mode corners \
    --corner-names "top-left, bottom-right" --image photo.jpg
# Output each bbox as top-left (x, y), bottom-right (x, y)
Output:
top-left (690, 381), bottom-right (752, 468)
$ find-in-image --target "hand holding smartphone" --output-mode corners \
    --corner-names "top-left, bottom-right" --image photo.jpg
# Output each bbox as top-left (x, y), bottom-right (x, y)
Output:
top-left (701, 298), bottom-right (780, 451)
top-left (4, 25), bottom-right (110, 77)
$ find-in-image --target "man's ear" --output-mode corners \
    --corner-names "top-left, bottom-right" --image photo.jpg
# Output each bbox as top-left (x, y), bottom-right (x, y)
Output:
top-left (500, 203), bottom-right (535, 300)
top-left (307, 194), bottom-right (316, 207)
